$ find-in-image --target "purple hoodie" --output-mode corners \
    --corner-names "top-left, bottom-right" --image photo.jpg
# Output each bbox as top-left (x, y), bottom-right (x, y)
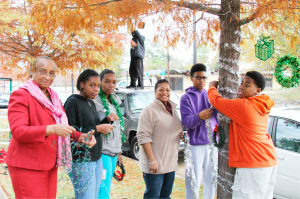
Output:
top-left (180, 86), bottom-right (218, 145)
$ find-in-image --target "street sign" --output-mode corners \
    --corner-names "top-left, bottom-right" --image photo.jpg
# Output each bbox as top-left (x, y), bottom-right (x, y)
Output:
top-left (160, 72), bottom-right (166, 75)
top-left (145, 72), bottom-right (149, 77)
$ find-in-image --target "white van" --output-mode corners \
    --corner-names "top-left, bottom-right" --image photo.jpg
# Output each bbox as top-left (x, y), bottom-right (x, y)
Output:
top-left (268, 107), bottom-right (300, 199)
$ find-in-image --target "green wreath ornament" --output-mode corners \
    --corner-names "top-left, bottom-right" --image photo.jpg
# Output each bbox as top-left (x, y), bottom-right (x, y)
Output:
top-left (113, 163), bottom-right (126, 182)
top-left (274, 55), bottom-right (300, 88)
top-left (213, 125), bottom-right (225, 148)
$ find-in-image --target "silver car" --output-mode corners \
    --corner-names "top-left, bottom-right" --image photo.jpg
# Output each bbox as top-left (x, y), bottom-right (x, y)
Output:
top-left (115, 88), bottom-right (185, 160)
top-left (268, 107), bottom-right (300, 199)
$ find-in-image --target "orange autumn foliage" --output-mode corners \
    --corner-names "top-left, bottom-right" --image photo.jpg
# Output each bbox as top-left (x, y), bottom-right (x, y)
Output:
top-left (29, 0), bottom-right (300, 50)
top-left (0, 0), bottom-right (126, 79)
top-left (27, 1), bottom-right (300, 198)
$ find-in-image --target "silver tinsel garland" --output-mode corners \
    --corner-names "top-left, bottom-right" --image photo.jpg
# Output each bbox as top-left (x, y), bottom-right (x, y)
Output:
top-left (184, 135), bottom-right (198, 199)
top-left (184, 107), bottom-right (219, 198)
top-left (205, 117), bottom-right (218, 187)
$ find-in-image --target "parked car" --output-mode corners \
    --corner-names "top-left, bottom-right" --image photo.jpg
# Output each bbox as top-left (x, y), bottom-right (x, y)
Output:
top-left (0, 98), bottom-right (9, 108)
top-left (115, 88), bottom-right (185, 160)
top-left (116, 80), bottom-right (127, 88)
top-left (268, 107), bottom-right (300, 199)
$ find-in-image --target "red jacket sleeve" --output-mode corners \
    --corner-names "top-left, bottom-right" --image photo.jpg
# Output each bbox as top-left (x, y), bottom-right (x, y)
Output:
top-left (208, 87), bottom-right (246, 125)
top-left (70, 131), bottom-right (82, 142)
top-left (8, 89), bottom-right (46, 143)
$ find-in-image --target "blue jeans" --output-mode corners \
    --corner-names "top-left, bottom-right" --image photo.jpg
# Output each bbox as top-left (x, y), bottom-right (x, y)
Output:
top-left (70, 158), bottom-right (103, 199)
top-left (98, 154), bottom-right (118, 199)
top-left (143, 171), bottom-right (175, 199)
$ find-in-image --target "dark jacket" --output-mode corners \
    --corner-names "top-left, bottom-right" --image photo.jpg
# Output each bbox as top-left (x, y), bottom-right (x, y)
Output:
top-left (64, 94), bottom-right (109, 162)
top-left (130, 30), bottom-right (145, 59)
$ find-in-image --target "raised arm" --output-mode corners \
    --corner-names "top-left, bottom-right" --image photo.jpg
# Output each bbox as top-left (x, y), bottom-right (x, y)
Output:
top-left (208, 87), bottom-right (245, 125)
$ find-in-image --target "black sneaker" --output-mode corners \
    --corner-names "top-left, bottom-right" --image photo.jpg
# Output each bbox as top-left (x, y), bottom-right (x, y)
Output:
top-left (126, 86), bottom-right (132, 89)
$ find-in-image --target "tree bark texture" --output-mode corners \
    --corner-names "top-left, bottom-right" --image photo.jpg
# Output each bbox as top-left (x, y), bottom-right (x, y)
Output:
top-left (217, 0), bottom-right (241, 198)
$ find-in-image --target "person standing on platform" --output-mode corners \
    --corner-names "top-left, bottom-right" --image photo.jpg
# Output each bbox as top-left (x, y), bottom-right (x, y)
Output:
top-left (127, 23), bottom-right (145, 90)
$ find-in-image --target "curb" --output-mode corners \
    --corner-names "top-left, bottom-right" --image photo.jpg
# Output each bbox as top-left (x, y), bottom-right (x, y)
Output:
top-left (0, 184), bottom-right (8, 199)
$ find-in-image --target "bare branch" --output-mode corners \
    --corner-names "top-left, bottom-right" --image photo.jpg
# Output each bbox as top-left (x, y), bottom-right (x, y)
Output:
top-left (169, 1), bottom-right (221, 16)
top-left (0, 49), bottom-right (22, 59)
top-left (0, 41), bottom-right (27, 53)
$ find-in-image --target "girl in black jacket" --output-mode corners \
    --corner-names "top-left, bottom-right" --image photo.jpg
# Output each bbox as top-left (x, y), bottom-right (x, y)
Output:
top-left (64, 69), bottom-right (115, 199)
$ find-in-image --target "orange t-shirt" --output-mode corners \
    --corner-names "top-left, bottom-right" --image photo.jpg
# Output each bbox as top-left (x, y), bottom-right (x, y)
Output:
top-left (208, 87), bottom-right (278, 168)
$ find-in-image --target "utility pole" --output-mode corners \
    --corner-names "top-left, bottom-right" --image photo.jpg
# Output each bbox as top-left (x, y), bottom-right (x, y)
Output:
top-left (193, 15), bottom-right (197, 65)
top-left (167, 48), bottom-right (170, 81)
top-left (71, 72), bottom-right (74, 94)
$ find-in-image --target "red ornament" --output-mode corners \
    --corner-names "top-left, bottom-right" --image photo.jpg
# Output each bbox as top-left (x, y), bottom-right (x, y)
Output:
top-left (113, 163), bottom-right (126, 182)
top-left (0, 148), bottom-right (7, 164)
top-left (213, 125), bottom-right (219, 136)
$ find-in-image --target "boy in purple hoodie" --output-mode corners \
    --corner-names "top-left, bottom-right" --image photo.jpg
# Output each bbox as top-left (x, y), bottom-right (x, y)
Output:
top-left (180, 64), bottom-right (218, 199)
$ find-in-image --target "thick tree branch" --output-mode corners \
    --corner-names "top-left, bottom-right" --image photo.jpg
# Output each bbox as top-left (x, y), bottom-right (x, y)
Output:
top-left (169, 1), bottom-right (221, 16)
top-left (65, 0), bottom-right (123, 9)
top-left (236, 9), bottom-right (261, 26)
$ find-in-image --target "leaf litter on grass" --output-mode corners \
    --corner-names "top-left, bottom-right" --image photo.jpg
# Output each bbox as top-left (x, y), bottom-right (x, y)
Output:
top-left (0, 155), bottom-right (208, 199)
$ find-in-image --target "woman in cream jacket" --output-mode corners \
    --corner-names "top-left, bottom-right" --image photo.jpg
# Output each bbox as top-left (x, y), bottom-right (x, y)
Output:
top-left (137, 79), bottom-right (183, 199)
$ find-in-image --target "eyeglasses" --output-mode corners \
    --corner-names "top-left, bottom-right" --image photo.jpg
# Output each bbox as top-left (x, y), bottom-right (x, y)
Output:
top-left (193, 76), bottom-right (207, 81)
top-left (38, 70), bottom-right (56, 78)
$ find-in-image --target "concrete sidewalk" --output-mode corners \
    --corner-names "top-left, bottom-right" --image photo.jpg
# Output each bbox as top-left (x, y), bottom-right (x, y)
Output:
top-left (0, 185), bottom-right (8, 199)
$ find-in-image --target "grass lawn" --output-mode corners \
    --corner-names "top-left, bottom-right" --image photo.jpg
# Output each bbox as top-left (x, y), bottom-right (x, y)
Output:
top-left (0, 111), bottom-right (204, 199)
top-left (1, 154), bottom-right (205, 199)
top-left (262, 87), bottom-right (300, 101)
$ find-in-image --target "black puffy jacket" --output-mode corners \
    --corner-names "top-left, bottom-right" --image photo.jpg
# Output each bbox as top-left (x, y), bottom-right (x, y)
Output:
top-left (130, 30), bottom-right (145, 59)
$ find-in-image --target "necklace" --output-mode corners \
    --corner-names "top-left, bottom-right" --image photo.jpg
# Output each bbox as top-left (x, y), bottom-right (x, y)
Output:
top-left (98, 90), bottom-right (126, 143)
top-left (45, 92), bottom-right (52, 103)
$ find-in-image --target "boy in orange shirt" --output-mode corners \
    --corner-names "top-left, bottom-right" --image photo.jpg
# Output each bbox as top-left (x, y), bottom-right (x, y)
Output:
top-left (208, 71), bottom-right (278, 199)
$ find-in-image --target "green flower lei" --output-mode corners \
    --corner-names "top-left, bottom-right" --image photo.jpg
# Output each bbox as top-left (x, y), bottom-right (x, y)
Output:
top-left (99, 90), bottom-right (126, 143)
top-left (274, 55), bottom-right (300, 88)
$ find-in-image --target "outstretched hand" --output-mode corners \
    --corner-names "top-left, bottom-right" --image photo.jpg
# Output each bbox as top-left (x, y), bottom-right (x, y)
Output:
top-left (78, 130), bottom-right (97, 148)
top-left (198, 107), bottom-right (213, 120)
top-left (180, 132), bottom-right (186, 142)
top-left (98, 124), bottom-right (114, 134)
top-left (107, 112), bottom-right (119, 122)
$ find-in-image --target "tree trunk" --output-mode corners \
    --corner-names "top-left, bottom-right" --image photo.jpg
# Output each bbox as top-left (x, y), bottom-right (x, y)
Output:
top-left (217, 0), bottom-right (241, 198)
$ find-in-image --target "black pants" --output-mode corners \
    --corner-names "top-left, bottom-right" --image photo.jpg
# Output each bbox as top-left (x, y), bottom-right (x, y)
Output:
top-left (129, 57), bottom-right (144, 87)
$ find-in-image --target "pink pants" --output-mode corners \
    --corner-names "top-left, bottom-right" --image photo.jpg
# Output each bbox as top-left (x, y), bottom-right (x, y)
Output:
top-left (8, 165), bottom-right (57, 199)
